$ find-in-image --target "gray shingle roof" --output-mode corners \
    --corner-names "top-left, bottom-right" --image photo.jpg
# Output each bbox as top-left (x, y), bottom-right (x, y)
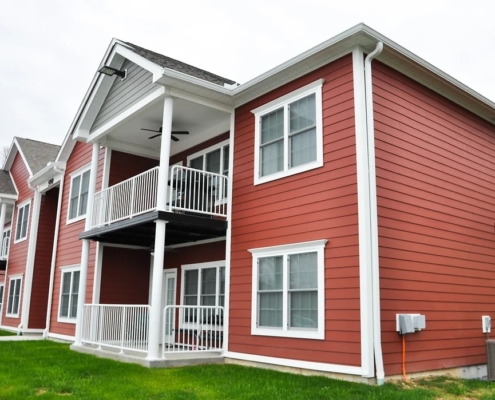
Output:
top-left (123, 41), bottom-right (236, 86)
top-left (0, 171), bottom-right (16, 195)
top-left (15, 138), bottom-right (60, 175)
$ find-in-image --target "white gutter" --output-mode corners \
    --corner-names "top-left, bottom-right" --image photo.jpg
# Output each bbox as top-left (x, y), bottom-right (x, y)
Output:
top-left (364, 42), bottom-right (385, 385)
top-left (44, 167), bottom-right (65, 338)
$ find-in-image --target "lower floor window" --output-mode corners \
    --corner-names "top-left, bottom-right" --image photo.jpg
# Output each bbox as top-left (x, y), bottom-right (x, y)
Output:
top-left (182, 261), bottom-right (225, 324)
top-left (0, 284), bottom-right (4, 312)
top-left (249, 240), bottom-right (327, 340)
top-left (7, 276), bottom-right (22, 317)
top-left (58, 267), bottom-right (80, 322)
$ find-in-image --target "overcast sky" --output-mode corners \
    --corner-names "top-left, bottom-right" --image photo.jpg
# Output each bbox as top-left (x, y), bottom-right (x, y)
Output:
top-left (1, 0), bottom-right (494, 152)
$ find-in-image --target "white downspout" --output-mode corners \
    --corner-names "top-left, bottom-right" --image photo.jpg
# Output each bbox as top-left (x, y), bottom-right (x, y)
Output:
top-left (364, 42), bottom-right (384, 384)
top-left (44, 167), bottom-right (65, 338)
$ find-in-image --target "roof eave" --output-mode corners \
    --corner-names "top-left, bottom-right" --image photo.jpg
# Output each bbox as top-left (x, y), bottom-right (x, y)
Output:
top-left (28, 161), bottom-right (66, 186)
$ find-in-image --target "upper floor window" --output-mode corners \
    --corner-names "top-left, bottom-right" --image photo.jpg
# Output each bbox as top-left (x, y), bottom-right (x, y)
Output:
top-left (249, 240), bottom-right (327, 340)
top-left (68, 166), bottom-right (90, 222)
top-left (15, 201), bottom-right (30, 243)
top-left (1, 228), bottom-right (10, 257)
top-left (188, 140), bottom-right (230, 200)
top-left (252, 79), bottom-right (324, 185)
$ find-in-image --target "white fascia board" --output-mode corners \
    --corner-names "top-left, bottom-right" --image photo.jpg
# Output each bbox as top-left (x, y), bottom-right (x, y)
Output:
top-left (113, 44), bottom-right (163, 76)
top-left (0, 195), bottom-right (18, 203)
top-left (154, 70), bottom-right (234, 108)
top-left (12, 138), bottom-right (33, 177)
top-left (2, 138), bottom-right (18, 171)
top-left (87, 86), bottom-right (166, 144)
top-left (28, 162), bottom-right (66, 186)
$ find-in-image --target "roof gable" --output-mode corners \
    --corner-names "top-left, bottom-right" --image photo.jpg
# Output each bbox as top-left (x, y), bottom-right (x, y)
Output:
top-left (3, 137), bottom-right (59, 177)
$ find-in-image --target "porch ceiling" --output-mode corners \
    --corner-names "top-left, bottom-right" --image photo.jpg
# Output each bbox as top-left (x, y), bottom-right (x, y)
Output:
top-left (79, 210), bottom-right (227, 248)
top-left (104, 97), bottom-right (230, 158)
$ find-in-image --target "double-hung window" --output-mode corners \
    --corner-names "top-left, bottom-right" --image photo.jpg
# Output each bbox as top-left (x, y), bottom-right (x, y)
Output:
top-left (6, 275), bottom-right (22, 317)
top-left (58, 266), bottom-right (80, 322)
top-left (1, 228), bottom-right (10, 258)
top-left (253, 79), bottom-right (324, 185)
top-left (181, 261), bottom-right (225, 325)
top-left (188, 140), bottom-right (230, 201)
top-left (249, 240), bottom-right (327, 340)
top-left (15, 201), bottom-right (30, 242)
top-left (68, 167), bottom-right (90, 222)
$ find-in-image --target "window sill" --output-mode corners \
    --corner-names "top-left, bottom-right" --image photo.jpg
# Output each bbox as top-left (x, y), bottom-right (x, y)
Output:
top-left (66, 214), bottom-right (86, 225)
top-left (5, 313), bottom-right (19, 319)
top-left (13, 236), bottom-right (28, 245)
top-left (254, 160), bottom-right (323, 186)
top-left (57, 317), bottom-right (77, 324)
top-left (252, 327), bottom-right (324, 340)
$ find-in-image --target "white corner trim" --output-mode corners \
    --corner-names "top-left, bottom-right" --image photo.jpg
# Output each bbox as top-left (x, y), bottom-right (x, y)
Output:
top-left (224, 351), bottom-right (363, 376)
top-left (352, 47), bottom-right (375, 378)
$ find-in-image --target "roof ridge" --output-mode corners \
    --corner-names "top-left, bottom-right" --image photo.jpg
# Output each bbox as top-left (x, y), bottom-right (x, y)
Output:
top-left (16, 137), bottom-right (60, 148)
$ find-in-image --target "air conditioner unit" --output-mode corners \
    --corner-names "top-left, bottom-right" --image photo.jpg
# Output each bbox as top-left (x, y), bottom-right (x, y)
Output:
top-left (486, 340), bottom-right (495, 380)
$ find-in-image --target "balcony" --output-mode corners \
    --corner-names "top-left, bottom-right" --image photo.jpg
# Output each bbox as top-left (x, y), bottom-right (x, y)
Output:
top-left (80, 165), bottom-right (228, 247)
top-left (79, 304), bottom-right (224, 366)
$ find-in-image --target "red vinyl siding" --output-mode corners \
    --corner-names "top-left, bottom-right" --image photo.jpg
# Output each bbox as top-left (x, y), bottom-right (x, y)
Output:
top-left (28, 187), bottom-right (59, 329)
top-left (99, 246), bottom-right (150, 304)
top-left (1, 153), bottom-right (32, 327)
top-left (373, 62), bottom-right (495, 375)
top-left (108, 151), bottom-right (159, 186)
top-left (98, 241), bottom-right (225, 306)
top-left (49, 142), bottom-right (104, 337)
top-left (229, 55), bottom-right (361, 366)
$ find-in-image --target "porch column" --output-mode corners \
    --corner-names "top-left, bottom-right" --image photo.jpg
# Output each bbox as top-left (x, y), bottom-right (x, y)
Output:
top-left (74, 143), bottom-right (100, 346)
top-left (0, 201), bottom-right (6, 254)
top-left (147, 96), bottom-right (173, 360)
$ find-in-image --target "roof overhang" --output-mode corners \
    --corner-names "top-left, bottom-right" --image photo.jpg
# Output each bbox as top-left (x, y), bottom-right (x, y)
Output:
top-left (230, 24), bottom-right (495, 124)
top-left (2, 138), bottom-right (33, 176)
top-left (28, 161), bottom-right (66, 193)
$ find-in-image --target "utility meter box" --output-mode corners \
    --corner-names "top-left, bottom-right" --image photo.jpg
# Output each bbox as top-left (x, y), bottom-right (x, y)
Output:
top-left (396, 314), bottom-right (426, 334)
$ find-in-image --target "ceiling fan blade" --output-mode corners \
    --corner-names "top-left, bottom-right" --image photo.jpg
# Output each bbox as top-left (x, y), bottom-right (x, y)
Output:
top-left (148, 133), bottom-right (162, 139)
top-left (171, 131), bottom-right (189, 135)
top-left (171, 136), bottom-right (179, 142)
top-left (142, 128), bottom-right (162, 133)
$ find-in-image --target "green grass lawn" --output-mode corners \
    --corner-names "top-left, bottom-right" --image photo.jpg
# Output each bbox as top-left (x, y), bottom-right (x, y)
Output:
top-left (0, 328), bottom-right (16, 336)
top-left (0, 341), bottom-right (494, 399)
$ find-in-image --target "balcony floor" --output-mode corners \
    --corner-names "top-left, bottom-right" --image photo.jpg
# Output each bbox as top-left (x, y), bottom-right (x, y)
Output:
top-left (71, 343), bottom-right (224, 368)
top-left (79, 210), bottom-right (227, 247)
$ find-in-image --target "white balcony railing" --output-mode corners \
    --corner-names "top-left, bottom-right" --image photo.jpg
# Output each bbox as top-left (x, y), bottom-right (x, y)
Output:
top-left (168, 166), bottom-right (228, 218)
top-left (0, 235), bottom-right (9, 259)
top-left (91, 167), bottom-right (159, 229)
top-left (162, 305), bottom-right (224, 357)
top-left (90, 166), bottom-right (228, 229)
top-left (81, 304), bottom-right (150, 354)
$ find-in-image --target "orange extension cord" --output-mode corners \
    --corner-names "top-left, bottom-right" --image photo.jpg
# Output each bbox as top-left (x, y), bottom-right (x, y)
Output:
top-left (402, 335), bottom-right (409, 382)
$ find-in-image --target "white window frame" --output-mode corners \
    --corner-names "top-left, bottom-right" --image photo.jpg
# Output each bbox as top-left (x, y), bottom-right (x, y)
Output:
top-left (0, 283), bottom-right (4, 316)
top-left (1, 227), bottom-right (11, 258)
top-left (249, 239), bottom-right (327, 340)
top-left (66, 164), bottom-right (91, 224)
top-left (14, 199), bottom-right (31, 244)
top-left (6, 274), bottom-right (23, 318)
top-left (180, 260), bottom-right (226, 328)
top-left (252, 79), bottom-right (324, 185)
top-left (57, 265), bottom-right (81, 324)
top-left (187, 139), bottom-right (230, 204)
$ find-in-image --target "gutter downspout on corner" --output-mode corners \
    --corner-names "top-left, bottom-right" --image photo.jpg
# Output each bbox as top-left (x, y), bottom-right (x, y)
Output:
top-left (364, 41), bottom-right (385, 385)
top-left (44, 167), bottom-right (65, 339)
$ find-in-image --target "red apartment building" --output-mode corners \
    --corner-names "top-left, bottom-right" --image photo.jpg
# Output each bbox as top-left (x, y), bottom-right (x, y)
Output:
top-left (1, 24), bottom-right (495, 384)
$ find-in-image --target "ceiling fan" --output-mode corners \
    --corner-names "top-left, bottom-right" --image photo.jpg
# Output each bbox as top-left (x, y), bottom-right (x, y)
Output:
top-left (142, 127), bottom-right (189, 142)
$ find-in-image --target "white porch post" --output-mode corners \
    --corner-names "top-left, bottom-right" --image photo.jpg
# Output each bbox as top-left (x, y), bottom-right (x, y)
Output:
top-left (0, 202), bottom-right (6, 254)
top-left (74, 143), bottom-right (100, 346)
top-left (147, 96), bottom-right (173, 360)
